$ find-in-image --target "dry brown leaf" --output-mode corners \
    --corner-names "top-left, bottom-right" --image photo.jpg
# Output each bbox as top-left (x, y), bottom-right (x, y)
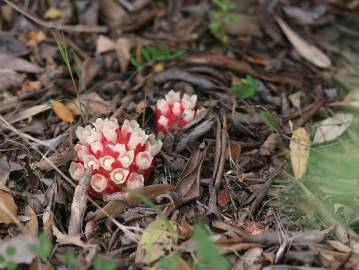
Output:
top-left (0, 55), bottom-right (43, 73)
top-left (91, 184), bottom-right (175, 222)
top-left (22, 205), bottom-right (39, 236)
top-left (259, 133), bottom-right (280, 156)
top-left (290, 128), bottom-right (310, 180)
top-left (217, 189), bottom-right (230, 208)
top-left (0, 68), bottom-right (25, 91)
top-left (275, 17), bottom-right (331, 68)
top-left (96, 35), bottom-right (115, 54)
top-left (115, 38), bottom-right (131, 72)
top-left (225, 142), bottom-right (241, 164)
top-left (52, 224), bottom-right (91, 248)
top-left (66, 92), bottom-right (115, 116)
top-left (0, 186), bottom-right (18, 224)
top-left (17, 80), bottom-right (41, 96)
top-left (51, 100), bottom-right (74, 123)
top-left (0, 158), bottom-right (10, 184)
top-left (174, 142), bottom-right (208, 205)
top-left (327, 240), bottom-right (352, 254)
top-left (7, 104), bottom-right (50, 123)
top-left (29, 260), bottom-right (51, 270)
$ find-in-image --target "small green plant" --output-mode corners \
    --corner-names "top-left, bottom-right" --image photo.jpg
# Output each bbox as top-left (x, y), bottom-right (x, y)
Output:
top-left (94, 256), bottom-right (118, 270)
top-left (52, 31), bottom-right (84, 118)
top-left (232, 75), bottom-right (262, 99)
top-left (29, 233), bottom-right (52, 261)
top-left (131, 43), bottom-right (186, 72)
top-left (209, 0), bottom-right (240, 43)
top-left (63, 247), bottom-right (78, 268)
top-left (260, 111), bottom-right (278, 129)
top-left (193, 223), bottom-right (230, 270)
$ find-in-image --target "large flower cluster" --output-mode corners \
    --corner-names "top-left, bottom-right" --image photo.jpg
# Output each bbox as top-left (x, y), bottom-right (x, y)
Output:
top-left (69, 118), bottom-right (162, 198)
top-left (155, 90), bottom-right (198, 134)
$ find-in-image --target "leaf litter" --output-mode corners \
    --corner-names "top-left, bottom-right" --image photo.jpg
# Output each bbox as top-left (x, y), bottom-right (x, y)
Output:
top-left (0, 0), bottom-right (358, 269)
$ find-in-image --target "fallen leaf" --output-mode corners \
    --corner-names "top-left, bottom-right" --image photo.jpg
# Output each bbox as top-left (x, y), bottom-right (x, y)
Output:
top-left (51, 100), bottom-right (74, 123)
top-left (22, 206), bottom-right (39, 237)
top-left (6, 104), bottom-right (50, 123)
top-left (0, 69), bottom-right (25, 91)
top-left (0, 235), bottom-right (37, 268)
top-left (52, 225), bottom-right (91, 248)
top-left (29, 260), bottom-right (51, 270)
top-left (327, 240), bottom-right (352, 254)
top-left (174, 142), bottom-right (208, 205)
top-left (217, 189), bottom-right (230, 208)
top-left (288, 92), bottom-right (302, 111)
top-left (44, 6), bottom-right (63, 20)
top-left (225, 142), bottom-right (241, 164)
top-left (17, 81), bottom-right (41, 96)
top-left (79, 58), bottom-right (103, 90)
top-left (115, 38), bottom-right (131, 72)
top-left (259, 133), bottom-right (280, 156)
top-left (66, 92), bottom-right (115, 116)
top-left (91, 184), bottom-right (175, 222)
top-left (96, 35), bottom-right (115, 54)
top-left (331, 89), bottom-right (359, 110)
top-left (0, 185), bottom-right (18, 224)
top-left (99, 0), bottom-right (127, 31)
top-left (135, 218), bottom-right (178, 264)
top-left (313, 113), bottom-right (353, 144)
top-left (0, 35), bottom-right (27, 56)
top-left (275, 17), bottom-right (331, 68)
top-left (0, 55), bottom-right (43, 73)
top-left (290, 128), bottom-right (310, 180)
top-left (0, 157), bottom-right (10, 184)
top-left (283, 5), bottom-right (327, 25)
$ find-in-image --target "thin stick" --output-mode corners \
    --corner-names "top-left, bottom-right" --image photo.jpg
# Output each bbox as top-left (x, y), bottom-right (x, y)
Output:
top-left (2, 0), bottom-right (108, 33)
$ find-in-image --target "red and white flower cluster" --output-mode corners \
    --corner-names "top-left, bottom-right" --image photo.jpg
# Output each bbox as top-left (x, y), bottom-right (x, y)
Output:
top-left (69, 118), bottom-right (162, 198)
top-left (155, 90), bottom-right (199, 134)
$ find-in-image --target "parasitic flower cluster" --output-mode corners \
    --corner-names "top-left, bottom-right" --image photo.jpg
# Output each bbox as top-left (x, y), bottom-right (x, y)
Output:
top-left (69, 118), bottom-right (162, 198)
top-left (155, 90), bottom-right (199, 134)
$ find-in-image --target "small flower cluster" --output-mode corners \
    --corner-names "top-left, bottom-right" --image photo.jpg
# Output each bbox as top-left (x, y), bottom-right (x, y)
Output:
top-left (69, 118), bottom-right (162, 198)
top-left (155, 90), bottom-right (199, 134)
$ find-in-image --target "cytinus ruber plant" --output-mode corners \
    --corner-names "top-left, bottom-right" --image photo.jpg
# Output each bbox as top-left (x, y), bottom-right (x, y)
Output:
top-left (155, 90), bottom-right (199, 134)
top-left (69, 118), bottom-right (162, 198)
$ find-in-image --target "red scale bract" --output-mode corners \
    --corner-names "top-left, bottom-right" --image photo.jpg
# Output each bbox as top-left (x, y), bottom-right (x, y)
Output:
top-left (69, 118), bottom-right (162, 199)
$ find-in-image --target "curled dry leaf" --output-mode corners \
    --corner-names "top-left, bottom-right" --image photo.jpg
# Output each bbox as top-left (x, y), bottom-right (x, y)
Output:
top-left (135, 218), bottom-right (178, 264)
top-left (51, 100), bottom-right (74, 123)
top-left (275, 17), bottom-right (331, 69)
top-left (313, 113), bottom-right (353, 145)
top-left (174, 142), bottom-right (208, 205)
top-left (91, 184), bottom-right (175, 222)
top-left (7, 104), bottom-right (50, 124)
top-left (22, 205), bottom-right (39, 236)
top-left (225, 142), bottom-right (241, 164)
top-left (96, 35), bottom-right (115, 54)
top-left (290, 128), bottom-right (310, 180)
top-left (259, 133), bottom-right (280, 156)
top-left (0, 182), bottom-right (18, 224)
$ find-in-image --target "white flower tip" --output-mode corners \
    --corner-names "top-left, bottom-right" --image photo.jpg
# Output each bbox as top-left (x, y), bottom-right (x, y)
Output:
top-left (121, 119), bottom-right (140, 137)
top-left (128, 130), bottom-right (148, 149)
top-left (146, 138), bottom-right (162, 156)
top-left (118, 150), bottom-right (134, 168)
top-left (158, 115), bottom-right (168, 128)
top-left (126, 172), bottom-right (144, 190)
top-left (83, 154), bottom-right (100, 170)
top-left (90, 174), bottom-right (108, 193)
top-left (165, 90), bottom-right (181, 104)
top-left (136, 151), bottom-right (153, 170)
top-left (182, 109), bottom-right (195, 122)
top-left (103, 128), bottom-right (117, 142)
top-left (172, 101), bottom-right (182, 116)
top-left (156, 99), bottom-right (169, 114)
top-left (69, 162), bottom-right (85, 181)
top-left (90, 141), bottom-right (103, 154)
top-left (110, 168), bottom-right (129, 184)
top-left (93, 117), bottom-right (119, 133)
top-left (182, 94), bottom-right (197, 109)
top-left (99, 155), bottom-right (115, 171)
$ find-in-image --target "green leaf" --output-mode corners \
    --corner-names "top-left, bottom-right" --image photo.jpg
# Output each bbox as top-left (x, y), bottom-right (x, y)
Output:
top-left (5, 246), bottom-right (16, 257)
top-left (94, 256), bottom-right (117, 270)
top-left (232, 75), bottom-right (261, 99)
top-left (5, 261), bottom-right (16, 270)
top-left (260, 111), bottom-right (278, 129)
top-left (29, 233), bottom-right (52, 260)
top-left (193, 223), bottom-right (230, 270)
top-left (158, 252), bottom-right (182, 270)
top-left (64, 248), bottom-right (78, 268)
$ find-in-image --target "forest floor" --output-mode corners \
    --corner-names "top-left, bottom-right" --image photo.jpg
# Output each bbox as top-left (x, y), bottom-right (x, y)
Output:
top-left (1, 0), bottom-right (359, 269)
